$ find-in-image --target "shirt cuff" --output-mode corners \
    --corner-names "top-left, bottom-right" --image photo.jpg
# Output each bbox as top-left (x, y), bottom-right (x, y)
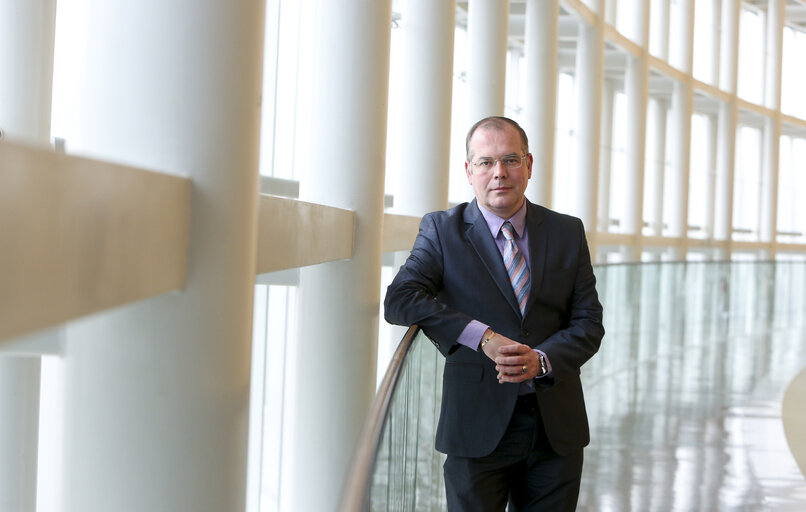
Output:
top-left (534, 349), bottom-right (552, 377)
top-left (457, 320), bottom-right (490, 351)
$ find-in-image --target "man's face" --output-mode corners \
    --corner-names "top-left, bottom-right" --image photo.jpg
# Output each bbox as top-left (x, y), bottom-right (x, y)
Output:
top-left (464, 124), bottom-right (532, 219)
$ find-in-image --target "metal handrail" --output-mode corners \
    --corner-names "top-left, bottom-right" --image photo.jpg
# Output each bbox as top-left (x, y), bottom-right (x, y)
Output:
top-left (339, 325), bottom-right (421, 511)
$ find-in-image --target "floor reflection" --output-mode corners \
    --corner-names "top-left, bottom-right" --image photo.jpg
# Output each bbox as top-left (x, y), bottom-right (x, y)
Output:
top-left (579, 262), bottom-right (806, 511)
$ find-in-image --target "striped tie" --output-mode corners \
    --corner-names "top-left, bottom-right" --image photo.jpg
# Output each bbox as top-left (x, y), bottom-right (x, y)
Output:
top-left (501, 222), bottom-right (530, 315)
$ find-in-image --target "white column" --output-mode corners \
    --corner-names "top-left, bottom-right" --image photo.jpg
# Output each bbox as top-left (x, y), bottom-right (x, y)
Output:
top-left (622, 0), bottom-right (650, 261)
top-left (710, 0), bottom-right (723, 85)
top-left (291, 1), bottom-right (392, 510)
top-left (667, 0), bottom-right (694, 259)
top-left (0, 0), bottom-right (56, 142)
top-left (524, 0), bottom-right (559, 208)
top-left (507, 48), bottom-right (522, 117)
top-left (714, 0), bottom-right (740, 258)
top-left (389, 0), bottom-right (455, 352)
top-left (574, 1), bottom-right (605, 231)
top-left (467, 0), bottom-right (509, 122)
top-left (598, 79), bottom-right (615, 233)
top-left (760, 0), bottom-right (784, 252)
top-left (395, 0), bottom-right (455, 216)
top-left (651, 0), bottom-right (671, 60)
top-left (605, 0), bottom-right (617, 25)
top-left (0, 359), bottom-right (41, 512)
top-left (0, 1), bottom-right (56, 509)
top-left (60, 2), bottom-right (264, 511)
top-left (648, 99), bottom-right (668, 236)
top-left (704, 114), bottom-right (718, 242)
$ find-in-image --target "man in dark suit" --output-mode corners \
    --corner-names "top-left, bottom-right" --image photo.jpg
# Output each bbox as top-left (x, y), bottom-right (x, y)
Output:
top-left (384, 116), bottom-right (604, 511)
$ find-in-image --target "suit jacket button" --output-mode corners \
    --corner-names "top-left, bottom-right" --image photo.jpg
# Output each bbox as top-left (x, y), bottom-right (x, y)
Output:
top-left (521, 330), bottom-right (529, 337)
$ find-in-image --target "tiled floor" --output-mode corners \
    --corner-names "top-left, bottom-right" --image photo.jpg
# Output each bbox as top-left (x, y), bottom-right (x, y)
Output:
top-left (578, 262), bottom-right (806, 511)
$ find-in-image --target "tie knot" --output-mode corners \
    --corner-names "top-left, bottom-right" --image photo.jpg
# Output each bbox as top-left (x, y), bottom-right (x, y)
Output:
top-left (501, 222), bottom-right (516, 241)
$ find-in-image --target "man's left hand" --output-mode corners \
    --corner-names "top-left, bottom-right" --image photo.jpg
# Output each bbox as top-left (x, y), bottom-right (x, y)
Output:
top-left (494, 343), bottom-right (542, 383)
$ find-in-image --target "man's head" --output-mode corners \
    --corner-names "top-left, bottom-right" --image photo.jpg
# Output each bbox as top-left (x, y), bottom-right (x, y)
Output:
top-left (464, 116), bottom-right (533, 219)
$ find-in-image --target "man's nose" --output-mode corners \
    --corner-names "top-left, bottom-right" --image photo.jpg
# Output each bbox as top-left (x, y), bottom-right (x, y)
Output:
top-left (493, 161), bottom-right (507, 177)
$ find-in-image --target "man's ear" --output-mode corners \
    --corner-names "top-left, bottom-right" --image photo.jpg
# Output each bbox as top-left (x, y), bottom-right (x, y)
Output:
top-left (465, 161), bottom-right (473, 183)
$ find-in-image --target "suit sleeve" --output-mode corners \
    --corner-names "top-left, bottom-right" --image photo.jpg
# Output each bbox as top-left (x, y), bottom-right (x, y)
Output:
top-left (383, 214), bottom-right (475, 357)
top-left (538, 218), bottom-right (604, 384)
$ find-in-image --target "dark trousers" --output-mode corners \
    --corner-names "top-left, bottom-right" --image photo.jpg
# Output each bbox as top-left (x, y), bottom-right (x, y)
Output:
top-left (443, 394), bottom-right (583, 512)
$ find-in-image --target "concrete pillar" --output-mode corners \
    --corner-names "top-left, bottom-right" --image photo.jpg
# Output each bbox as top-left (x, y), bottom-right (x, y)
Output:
top-left (0, 358), bottom-right (41, 512)
top-left (605, 0), bottom-right (617, 26)
top-left (667, 0), bottom-right (694, 259)
top-left (0, 1), bottom-right (56, 509)
top-left (467, 0), bottom-right (509, 123)
top-left (574, 0), bottom-right (605, 231)
top-left (651, 0), bottom-right (671, 60)
top-left (395, 0), bottom-right (454, 216)
top-left (0, 0), bottom-right (56, 142)
top-left (648, 99), bottom-right (668, 235)
top-left (760, 0), bottom-right (784, 252)
top-left (291, 0), bottom-right (392, 510)
top-left (59, 2), bottom-right (265, 511)
top-left (709, 0), bottom-right (723, 85)
top-left (714, 0), bottom-right (740, 259)
top-left (389, 0), bottom-right (455, 357)
top-left (598, 79), bottom-right (615, 233)
top-left (704, 114), bottom-right (718, 242)
top-left (524, 0), bottom-right (559, 208)
top-left (622, 0), bottom-right (650, 261)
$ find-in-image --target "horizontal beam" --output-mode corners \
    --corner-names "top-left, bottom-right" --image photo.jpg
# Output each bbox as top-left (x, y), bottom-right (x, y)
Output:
top-left (255, 194), bottom-right (355, 274)
top-left (382, 214), bottom-right (421, 253)
top-left (0, 141), bottom-right (191, 343)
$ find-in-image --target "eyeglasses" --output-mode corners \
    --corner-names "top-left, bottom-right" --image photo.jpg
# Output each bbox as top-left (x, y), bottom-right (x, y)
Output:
top-left (471, 154), bottom-right (528, 171)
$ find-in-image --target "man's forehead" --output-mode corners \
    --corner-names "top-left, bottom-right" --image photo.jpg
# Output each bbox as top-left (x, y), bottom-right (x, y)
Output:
top-left (470, 125), bottom-right (521, 150)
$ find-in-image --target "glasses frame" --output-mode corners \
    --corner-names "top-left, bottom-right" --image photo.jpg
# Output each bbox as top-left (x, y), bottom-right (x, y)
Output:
top-left (470, 154), bottom-right (529, 171)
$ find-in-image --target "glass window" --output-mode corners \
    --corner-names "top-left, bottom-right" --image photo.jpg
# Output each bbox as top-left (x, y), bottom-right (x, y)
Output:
top-left (615, 0), bottom-right (638, 42)
top-left (688, 113), bottom-right (709, 239)
top-left (249, 284), bottom-right (298, 512)
top-left (553, 72), bottom-right (577, 215)
top-left (777, 135), bottom-right (806, 244)
top-left (781, 26), bottom-right (806, 119)
top-left (732, 125), bottom-right (762, 241)
top-left (449, 27), bottom-right (470, 206)
top-left (643, 97), bottom-right (670, 236)
top-left (384, 8), bottom-right (405, 199)
top-left (737, 8), bottom-right (764, 105)
top-left (692, 0), bottom-right (718, 84)
top-left (608, 92), bottom-right (628, 233)
top-left (258, 0), bottom-right (310, 180)
top-left (668, 0), bottom-right (685, 70)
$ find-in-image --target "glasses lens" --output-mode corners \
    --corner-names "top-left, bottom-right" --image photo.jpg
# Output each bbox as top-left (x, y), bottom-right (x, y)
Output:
top-left (503, 156), bottom-right (522, 168)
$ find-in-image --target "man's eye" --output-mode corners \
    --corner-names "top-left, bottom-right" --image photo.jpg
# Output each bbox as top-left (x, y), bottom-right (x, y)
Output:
top-left (477, 160), bottom-right (492, 167)
top-left (503, 158), bottom-right (519, 166)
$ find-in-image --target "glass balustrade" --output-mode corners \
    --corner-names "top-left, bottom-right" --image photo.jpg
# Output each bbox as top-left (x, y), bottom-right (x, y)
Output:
top-left (347, 261), bottom-right (806, 511)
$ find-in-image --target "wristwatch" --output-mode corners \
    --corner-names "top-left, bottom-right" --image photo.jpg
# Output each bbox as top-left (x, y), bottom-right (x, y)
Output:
top-left (535, 352), bottom-right (548, 377)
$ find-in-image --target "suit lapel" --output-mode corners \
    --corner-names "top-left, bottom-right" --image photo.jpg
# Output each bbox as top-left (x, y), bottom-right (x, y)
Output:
top-left (463, 200), bottom-right (521, 317)
top-left (524, 201), bottom-right (546, 315)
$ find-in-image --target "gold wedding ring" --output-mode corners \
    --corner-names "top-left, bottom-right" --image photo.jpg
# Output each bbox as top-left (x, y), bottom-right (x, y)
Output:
top-left (521, 364), bottom-right (527, 374)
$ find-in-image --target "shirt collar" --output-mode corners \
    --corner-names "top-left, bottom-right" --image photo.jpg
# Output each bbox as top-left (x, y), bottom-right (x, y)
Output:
top-left (477, 201), bottom-right (527, 239)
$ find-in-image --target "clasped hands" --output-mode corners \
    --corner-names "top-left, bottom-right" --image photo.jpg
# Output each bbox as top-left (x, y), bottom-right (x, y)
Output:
top-left (480, 330), bottom-right (542, 383)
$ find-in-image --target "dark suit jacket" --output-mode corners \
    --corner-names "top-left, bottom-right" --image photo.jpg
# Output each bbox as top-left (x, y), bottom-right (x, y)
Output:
top-left (384, 199), bottom-right (604, 458)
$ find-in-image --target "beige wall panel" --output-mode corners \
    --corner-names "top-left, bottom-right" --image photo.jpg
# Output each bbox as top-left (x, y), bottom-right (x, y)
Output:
top-left (382, 213), bottom-right (421, 253)
top-left (255, 194), bottom-right (355, 274)
top-left (0, 141), bottom-right (190, 342)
